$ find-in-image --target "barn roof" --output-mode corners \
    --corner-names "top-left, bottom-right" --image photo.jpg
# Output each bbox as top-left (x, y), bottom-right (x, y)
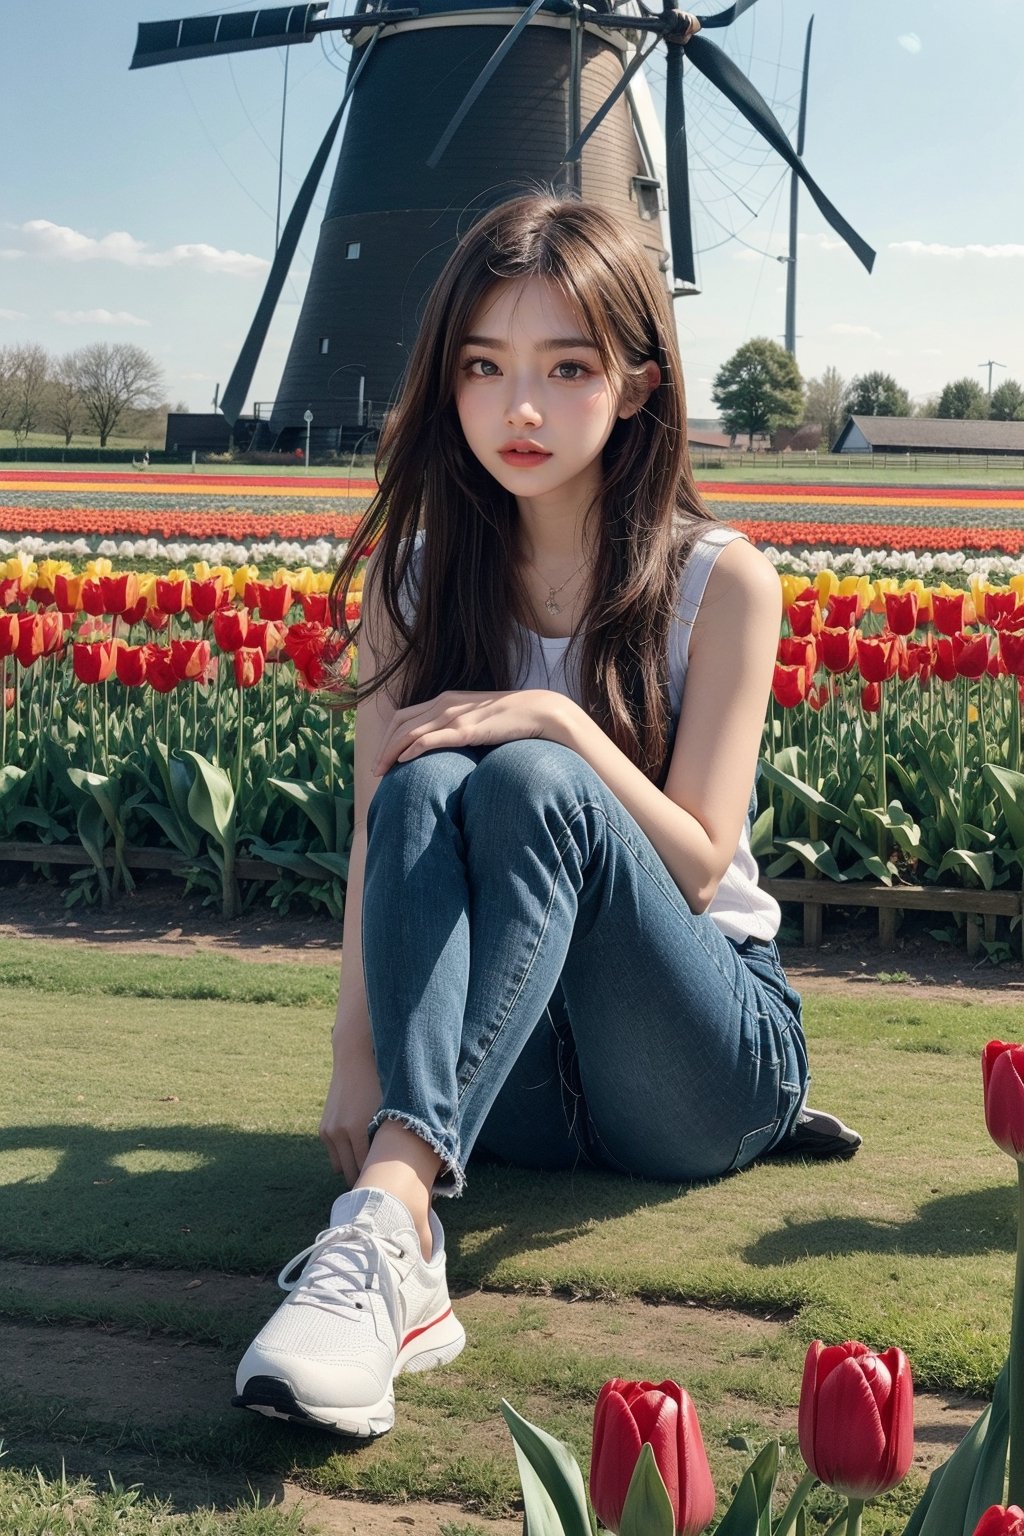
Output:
top-left (834, 416), bottom-right (1024, 452)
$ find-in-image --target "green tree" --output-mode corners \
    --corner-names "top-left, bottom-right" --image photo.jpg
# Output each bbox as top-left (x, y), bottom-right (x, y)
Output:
top-left (989, 378), bottom-right (1024, 421)
top-left (803, 366), bottom-right (847, 449)
top-left (712, 337), bottom-right (803, 448)
top-left (844, 371), bottom-right (912, 417)
top-left (937, 376), bottom-right (989, 419)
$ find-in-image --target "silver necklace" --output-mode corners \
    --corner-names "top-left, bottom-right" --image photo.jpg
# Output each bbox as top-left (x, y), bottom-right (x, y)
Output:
top-left (528, 557), bottom-right (587, 615)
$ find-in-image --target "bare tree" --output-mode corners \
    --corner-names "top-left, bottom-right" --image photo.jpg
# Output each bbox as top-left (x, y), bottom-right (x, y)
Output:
top-left (6, 344), bottom-right (51, 446)
top-left (803, 366), bottom-right (847, 450)
top-left (47, 352), bottom-right (87, 447)
top-left (73, 342), bottom-right (165, 447)
top-left (0, 344), bottom-right (27, 433)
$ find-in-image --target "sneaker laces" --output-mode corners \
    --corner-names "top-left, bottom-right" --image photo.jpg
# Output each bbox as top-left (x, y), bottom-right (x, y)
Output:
top-left (277, 1215), bottom-right (406, 1319)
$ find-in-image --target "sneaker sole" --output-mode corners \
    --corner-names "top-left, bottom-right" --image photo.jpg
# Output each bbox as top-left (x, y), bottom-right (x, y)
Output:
top-left (234, 1309), bottom-right (466, 1438)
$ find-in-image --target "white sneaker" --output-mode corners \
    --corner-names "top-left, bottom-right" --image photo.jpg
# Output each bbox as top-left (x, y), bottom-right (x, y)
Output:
top-left (234, 1187), bottom-right (465, 1437)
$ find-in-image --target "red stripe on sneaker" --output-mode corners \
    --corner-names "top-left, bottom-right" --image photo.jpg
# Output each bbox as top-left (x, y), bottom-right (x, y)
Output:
top-left (402, 1307), bottom-right (452, 1348)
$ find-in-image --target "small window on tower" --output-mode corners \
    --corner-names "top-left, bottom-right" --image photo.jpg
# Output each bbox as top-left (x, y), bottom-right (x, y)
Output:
top-left (319, 336), bottom-right (329, 355)
top-left (346, 241), bottom-right (361, 260)
top-left (631, 177), bottom-right (661, 222)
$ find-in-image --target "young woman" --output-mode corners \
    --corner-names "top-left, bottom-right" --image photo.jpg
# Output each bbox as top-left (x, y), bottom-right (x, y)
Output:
top-left (234, 193), bottom-right (853, 1439)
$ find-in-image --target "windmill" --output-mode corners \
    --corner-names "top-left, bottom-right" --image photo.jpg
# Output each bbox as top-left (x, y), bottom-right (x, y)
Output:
top-left (131, 0), bottom-right (874, 452)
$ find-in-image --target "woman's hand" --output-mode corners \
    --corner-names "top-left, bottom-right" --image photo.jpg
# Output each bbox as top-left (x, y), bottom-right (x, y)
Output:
top-left (318, 1037), bottom-right (382, 1187)
top-left (372, 688), bottom-right (571, 777)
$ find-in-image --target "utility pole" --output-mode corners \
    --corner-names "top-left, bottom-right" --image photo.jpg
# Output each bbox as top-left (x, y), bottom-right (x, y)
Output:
top-left (784, 15), bottom-right (814, 358)
top-left (979, 359), bottom-right (1006, 397)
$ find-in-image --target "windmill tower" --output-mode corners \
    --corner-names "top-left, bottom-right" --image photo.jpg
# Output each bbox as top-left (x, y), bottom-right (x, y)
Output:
top-left (132, 1), bottom-right (874, 452)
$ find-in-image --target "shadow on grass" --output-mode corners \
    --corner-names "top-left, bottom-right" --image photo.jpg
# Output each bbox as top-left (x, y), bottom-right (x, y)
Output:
top-left (0, 1121), bottom-right (690, 1281)
top-left (743, 1184), bottom-right (1016, 1266)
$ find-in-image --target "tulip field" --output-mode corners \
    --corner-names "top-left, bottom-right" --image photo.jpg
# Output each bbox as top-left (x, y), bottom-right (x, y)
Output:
top-left (3, 469), bottom-right (1024, 929)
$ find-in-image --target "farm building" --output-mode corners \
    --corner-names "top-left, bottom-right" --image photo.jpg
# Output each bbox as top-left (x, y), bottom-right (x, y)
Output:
top-left (833, 416), bottom-right (1024, 455)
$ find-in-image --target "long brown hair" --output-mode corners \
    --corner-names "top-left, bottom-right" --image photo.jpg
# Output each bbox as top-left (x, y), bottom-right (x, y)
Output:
top-left (329, 193), bottom-right (717, 781)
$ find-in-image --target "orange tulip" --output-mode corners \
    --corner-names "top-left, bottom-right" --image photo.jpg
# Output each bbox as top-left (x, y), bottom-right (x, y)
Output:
top-left (212, 607), bottom-right (250, 652)
top-left (154, 577), bottom-right (190, 615)
top-left (0, 614), bottom-right (19, 658)
top-left (73, 641), bottom-right (117, 684)
top-left (52, 573), bottom-right (84, 611)
top-left (99, 573), bottom-right (140, 617)
top-left (246, 619), bottom-right (287, 659)
top-left (170, 638), bottom-right (214, 683)
top-left (772, 662), bottom-right (810, 708)
top-left (234, 646), bottom-right (265, 687)
top-left (188, 576), bottom-right (230, 619)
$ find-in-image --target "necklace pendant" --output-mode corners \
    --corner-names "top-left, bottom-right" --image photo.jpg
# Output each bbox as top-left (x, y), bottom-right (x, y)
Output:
top-left (545, 594), bottom-right (561, 615)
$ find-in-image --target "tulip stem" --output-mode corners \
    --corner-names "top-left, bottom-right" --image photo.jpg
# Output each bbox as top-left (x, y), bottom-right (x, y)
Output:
top-left (773, 1468), bottom-right (817, 1536)
top-left (1008, 1163), bottom-right (1024, 1505)
top-left (844, 1496), bottom-right (864, 1536)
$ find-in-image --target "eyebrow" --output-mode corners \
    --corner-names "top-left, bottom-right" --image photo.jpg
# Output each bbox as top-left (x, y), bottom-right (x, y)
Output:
top-left (462, 334), bottom-right (599, 351)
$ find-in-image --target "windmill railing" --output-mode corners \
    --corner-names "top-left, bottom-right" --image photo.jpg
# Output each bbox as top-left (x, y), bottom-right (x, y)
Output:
top-left (687, 450), bottom-right (1024, 475)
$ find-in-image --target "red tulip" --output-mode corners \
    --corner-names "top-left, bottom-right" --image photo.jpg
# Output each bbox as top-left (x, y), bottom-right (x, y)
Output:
top-left (819, 626), bottom-right (858, 674)
top-left (772, 662), bottom-right (810, 708)
top-left (234, 646), bottom-right (265, 688)
top-left (246, 619), bottom-right (287, 659)
top-left (952, 630), bottom-right (990, 679)
top-left (115, 644), bottom-right (148, 687)
top-left (825, 592), bottom-right (863, 628)
top-left (52, 573), bottom-right (83, 611)
top-left (0, 615), bottom-right (19, 658)
top-left (932, 591), bottom-right (966, 635)
top-left (188, 576), bottom-right (230, 618)
top-left (861, 681), bottom-right (882, 713)
top-left (982, 1042), bottom-right (1024, 1161)
top-left (171, 638), bottom-right (214, 684)
top-left (972, 1507), bottom-right (1024, 1536)
top-left (144, 644), bottom-right (179, 694)
top-left (73, 641), bottom-right (117, 684)
top-left (590, 1379), bottom-right (715, 1536)
top-left (856, 631), bottom-right (900, 683)
top-left (299, 592), bottom-right (331, 623)
top-left (777, 635), bottom-right (817, 672)
top-left (1000, 632), bottom-right (1024, 677)
top-left (99, 573), bottom-right (140, 617)
top-left (121, 595), bottom-right (149, 627)
top-left (884, 591), bottom-right (919, 636)
top-left (244, 580), bottom-right (293, 621)
top-left (0, 577), bottom-right (24, 609)
top-left (787, 593), bottom-right (821, 638)
top-left (934, 636), bottom-right (958, 682)
top-left (982, 591), bottom-right (1024, 629)
top-left (142, 605), bottom-right (170, 632)
top-left (213, 607), bottom-right (250, 652)
top-left (798, 1340), bottom-right (914, 1499)
top-left (154, 577), bottom-right (190, 615)
top-left (80, 578), bottom-right (107, 617)
top-left (901, 641), bottom-right (934, 684)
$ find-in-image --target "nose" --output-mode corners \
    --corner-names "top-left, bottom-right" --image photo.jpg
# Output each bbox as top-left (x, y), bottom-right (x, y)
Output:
top-left (505, 382), bottom-right (542, 429)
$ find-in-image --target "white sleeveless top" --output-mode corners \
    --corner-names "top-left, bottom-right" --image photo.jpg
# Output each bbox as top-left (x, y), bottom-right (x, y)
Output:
top-left (399, 526), bottom-right (780, 943)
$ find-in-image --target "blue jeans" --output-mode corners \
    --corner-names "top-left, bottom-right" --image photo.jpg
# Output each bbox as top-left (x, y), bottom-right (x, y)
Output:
top-left (363, 741), bottom-right (809, 1195)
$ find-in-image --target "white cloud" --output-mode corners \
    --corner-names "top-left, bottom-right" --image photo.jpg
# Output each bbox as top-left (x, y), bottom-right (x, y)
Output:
top-left (829, 322), bottom-right (881, 339)
top-left (890, 240), bottom-right (1024, 259)
top-left (797, 232), bottom-right (846, 254)
top-left (15, 220), bottom-right (269, 277)
top-left (0, 307), bottom-right (28, 320)
top-left (897, 33), bottom-right (922, 53)
top-left (53, 308), bottom-right (151, 327)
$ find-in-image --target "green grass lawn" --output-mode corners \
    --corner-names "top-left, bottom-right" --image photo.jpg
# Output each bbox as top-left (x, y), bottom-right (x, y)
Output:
top-left (0, 938), bottom-right (1017, 1534)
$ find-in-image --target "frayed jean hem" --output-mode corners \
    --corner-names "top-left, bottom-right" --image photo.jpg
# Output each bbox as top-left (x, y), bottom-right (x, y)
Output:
top-left (368, 1107), bottom-right (466, 1198)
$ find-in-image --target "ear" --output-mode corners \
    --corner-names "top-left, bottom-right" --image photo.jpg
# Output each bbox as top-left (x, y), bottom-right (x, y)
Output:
top-left (618, 360), bottom-right (662, 420)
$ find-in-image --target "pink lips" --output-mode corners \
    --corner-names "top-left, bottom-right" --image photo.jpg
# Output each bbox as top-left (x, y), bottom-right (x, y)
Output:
top-left (499, 440), bottom-right (551, 468)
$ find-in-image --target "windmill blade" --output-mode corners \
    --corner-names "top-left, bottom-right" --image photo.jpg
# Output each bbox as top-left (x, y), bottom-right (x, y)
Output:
top-left (220, 31), bottom-right (380, 424)
top-left (427, 0), bottom-right (550, 169)
top-left (563, 34), bottom-right (661, 162)
top-left (131, 4), bottom-right (326, 68)
top-left (692, 0), bottom-right (760, 28)
top-left (684, 32), bottom-right (875, 271)
top-left (664, 42), bottom-right (696, 286)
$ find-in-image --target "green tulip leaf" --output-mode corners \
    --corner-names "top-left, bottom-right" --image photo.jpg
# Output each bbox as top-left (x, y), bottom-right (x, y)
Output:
top-left (771, 839), bottom-right (847, 881)
top-left (268, 777), bottom-right (338, 848)
top-left (937, 848), bottom-right (994, 891)
top-left (713, 1464), bottom-right (761, 1536)
top-left (982, 765), bottom-right (1024, 859)
top-left (306, 849), bottom-right (350, 881)
top-left (964, 1358), bottom-right (1009, 1529)
top-left (750, 804), bottom-right (775, 861)
top-left (901, 1398), bottom-right (995, 1536)
top-left (619, 1442), bottom-right (675, 1536)
top-left (758, 761), bottom-right (851, 827)
top-left (499, 1400), bottom-right (596, 1536)
top-left (139, 801), bottom-right (202, 861)
top-left (176, 750), bottom-right (237, 853)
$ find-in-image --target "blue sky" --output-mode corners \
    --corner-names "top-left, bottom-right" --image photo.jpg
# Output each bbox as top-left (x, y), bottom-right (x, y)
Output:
top-left (2, 0), bottom-right (1021, 420)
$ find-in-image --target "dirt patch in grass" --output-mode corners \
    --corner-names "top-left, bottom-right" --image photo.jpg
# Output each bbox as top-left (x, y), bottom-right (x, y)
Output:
top-left (2, 877), bottom-right (1022, 1005)
top-left (0, 1258), bottom-right (987, 1503)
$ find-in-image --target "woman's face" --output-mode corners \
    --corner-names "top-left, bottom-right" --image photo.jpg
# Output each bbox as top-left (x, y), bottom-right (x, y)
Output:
top-left (454, 276), bottom-right (644, 516)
